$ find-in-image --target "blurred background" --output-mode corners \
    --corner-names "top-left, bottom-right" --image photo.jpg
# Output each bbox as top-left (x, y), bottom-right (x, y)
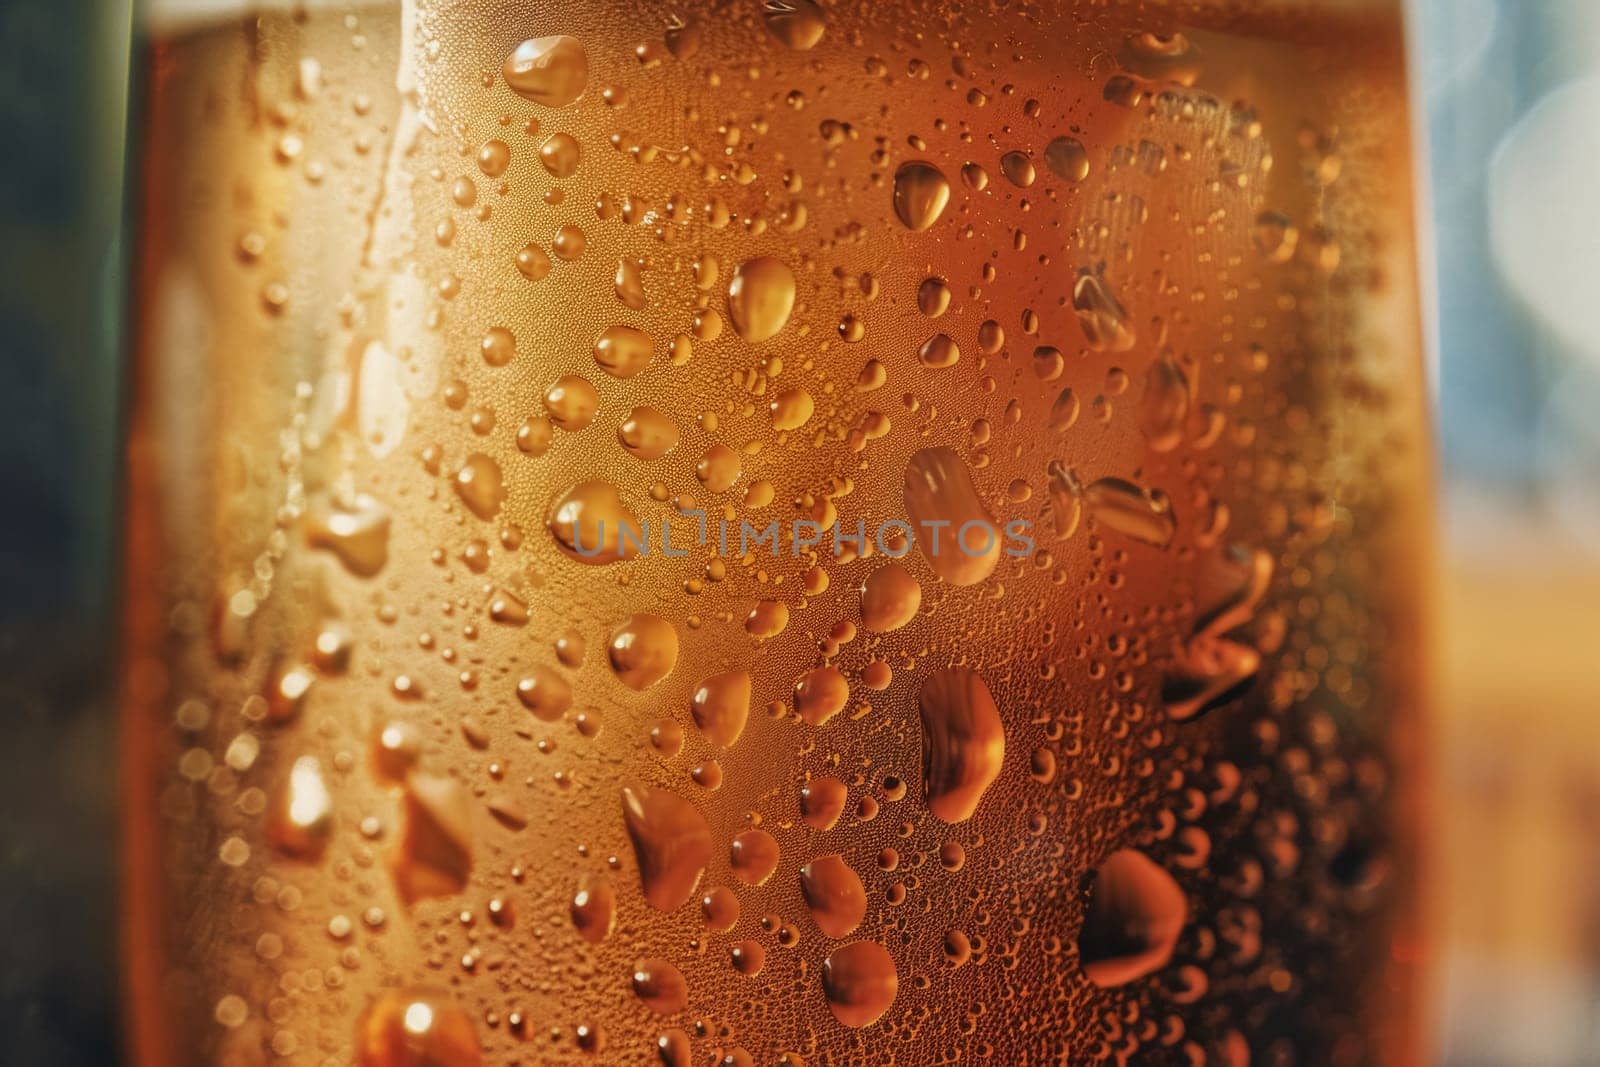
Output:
top-left (0, 0), bottom-right (1597, 1062)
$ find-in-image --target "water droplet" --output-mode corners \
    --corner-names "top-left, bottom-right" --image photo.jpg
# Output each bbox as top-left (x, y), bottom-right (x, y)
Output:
top-left (1163, 547), bottom-right (1272, 721)
top-left (608, 614), bottom-right (680, 690)
top-left (918, 669), bottom-right (1005, 823)
top-left (267, 755), bottom-right (332, 859)
top-left (691, 671), bottom-right (751, 748)
top-left (1078, 849), bottom-right (1187, 987)
top-left (1000, 150), bottom-right (1037, 187)
top-left (618, 406), bottom-right (679, 459)
top-left (701, 886), bottom-right (739, 931)
top-left (356, 989), bottom-right (481, 1067)
top-left (454, 454), bottom-right (505, 520)
top-left (632, 958), bottom-right (690, 1014)
top-left (516, 665), bottom-right (573, 722)
top-left (306, 494), bottom-right (390, 577)
top-left (917, 277), bottom-right (951, 317)
top-left (917, 333), bottom-right (960, 369)
top-left (594, 324), bottom-right (653, 378)
top-left (800, 776), bottom-right (848, 830)
top-left (477, 139), bottom-right (510, 177)
top-left (571, 874), bottom-right (617, 942)
top-left (821, 941), bottom-right (897, 1028)
top-left (695, 443), bottom-right (741, 493)
top-left (621, 784), bottom-right (713, 911)
top-left (538, 131), bottom-right (581, 177)
top-left (548, 481), bottom-right (643, 564)
top-left (799, 854), bottom-right (868, 938)
top-left (770, 387), bottom-right (815, 431)
top-left (545, 375), bottom-right (599, 430)
top-left (615, 258), bottom-right (647, 309)
top-left (794, 666), bottom-right (849, 726)
top-left (1072, 267), bottom-right (1136, 352)
top-left (860, 562), bottom-right (921, 632)
top-left (1044, 136), bottom-right (1090, 182)
top-left (394, 773), bottom-right (474, 902)
top-left (762, 0), bottom-right (826, 50)
top-left (503, 36), bottom-right (588, 108)
top-left (730, 828), bottom-right (781, 885)
top-left (1084, 477), bottom-right (1175, 547)
top-left (727, 257), bottom-right (796, 342)
top-left (1137, 350), bottom-right (1189, 452)
top-left (892, 161), bottom-right (951, 231)
top-left (902, 447), bottom-right (1001, 586)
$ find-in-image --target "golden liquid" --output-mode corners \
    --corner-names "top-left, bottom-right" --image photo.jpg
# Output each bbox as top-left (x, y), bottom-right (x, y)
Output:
top-left (122, 2), bottom-right (1432, 1063)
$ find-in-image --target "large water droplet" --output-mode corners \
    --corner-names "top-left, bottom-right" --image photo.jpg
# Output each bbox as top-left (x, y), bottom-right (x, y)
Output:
top-left (621, 784), bottom-right (713, 911)
top-left (1138, 350), bottom-right (1189, 453)
top-left (860, 562), bottom-right (921, 632)
top-left (892, 161), bottom-right (951, 231)
top-left (594, 324), bottom-right (654, 378)
top-left (799, 853), bottom-right (868, 938)
top-left (609, 614), bottom-right (679, 690)
top-left (394, 773), bottom-right (474, 902)
top-left (727, 257), bottom-right (796, 343)
top-left (794, 666), bottom-right (849, 726)
top-left (691, 671), bottom-right (751, 748)
top-left (548, 481), bottom-right (643, 565)
top-left (356, 989), bottom-right (481, 1067)
top-left (632, 958), bottom-right (690, 1014)
top-left (1084, 477), bottom-right (1175, 547)
top-left (918, 668), bottom-right (1005, 823)
top-left (800, 776), bottom-right (848, 830)
top-left (903, 446), bottom-right (1002, 586)
top-left (306, 494), bottom-right (390, 577)
top-left (1072, 267), bottom-right (1136, 352)
top-left (1044, 136), bottom-right (1090, 182)
top-left (1077, 849), bottom-right (1187, 987)
top-left (730, 828), bottom-right (781, 886)
top-left (821, 942), bottom-right (897, 1027)
top-left (503, 36), bottom-right (588, 108)
top-left (454, 454), bottom-right (505, 520)
top-left (762, 0), bottom-right (826, 50)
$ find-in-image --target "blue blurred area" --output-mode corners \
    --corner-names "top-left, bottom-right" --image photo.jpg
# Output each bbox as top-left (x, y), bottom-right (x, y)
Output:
top-left (0, 0), bottom-right (129, 1062)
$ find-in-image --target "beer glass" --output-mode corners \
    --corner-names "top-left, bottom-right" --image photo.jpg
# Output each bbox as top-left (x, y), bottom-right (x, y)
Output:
top-left (121, 1), bottom-right (1433, 1062)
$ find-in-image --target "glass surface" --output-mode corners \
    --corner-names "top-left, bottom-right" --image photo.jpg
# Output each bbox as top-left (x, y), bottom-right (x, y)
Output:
top-left (121, 2), bottom-right (1432, 1062)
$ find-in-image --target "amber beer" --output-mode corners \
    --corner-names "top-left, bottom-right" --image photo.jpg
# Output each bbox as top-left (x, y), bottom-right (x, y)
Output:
top-left (122, 0), bottom-right (1432, 1062)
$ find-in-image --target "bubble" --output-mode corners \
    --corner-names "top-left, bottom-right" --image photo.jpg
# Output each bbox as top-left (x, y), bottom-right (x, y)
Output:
top-left (503, 36), bottom-right (588, 108)
top-left (892, 161), bottom-right (951, 231)
top-left (918, 669), bottom-right (1005, 822)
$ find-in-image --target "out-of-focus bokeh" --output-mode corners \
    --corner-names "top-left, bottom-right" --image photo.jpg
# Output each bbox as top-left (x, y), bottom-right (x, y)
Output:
top-left (0, 0), bottom-right (129, 1061)
top-left (0, 0), bottom-right (1596, 1063)
top-left (1419, 0), bottom-right (1600, 1062)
